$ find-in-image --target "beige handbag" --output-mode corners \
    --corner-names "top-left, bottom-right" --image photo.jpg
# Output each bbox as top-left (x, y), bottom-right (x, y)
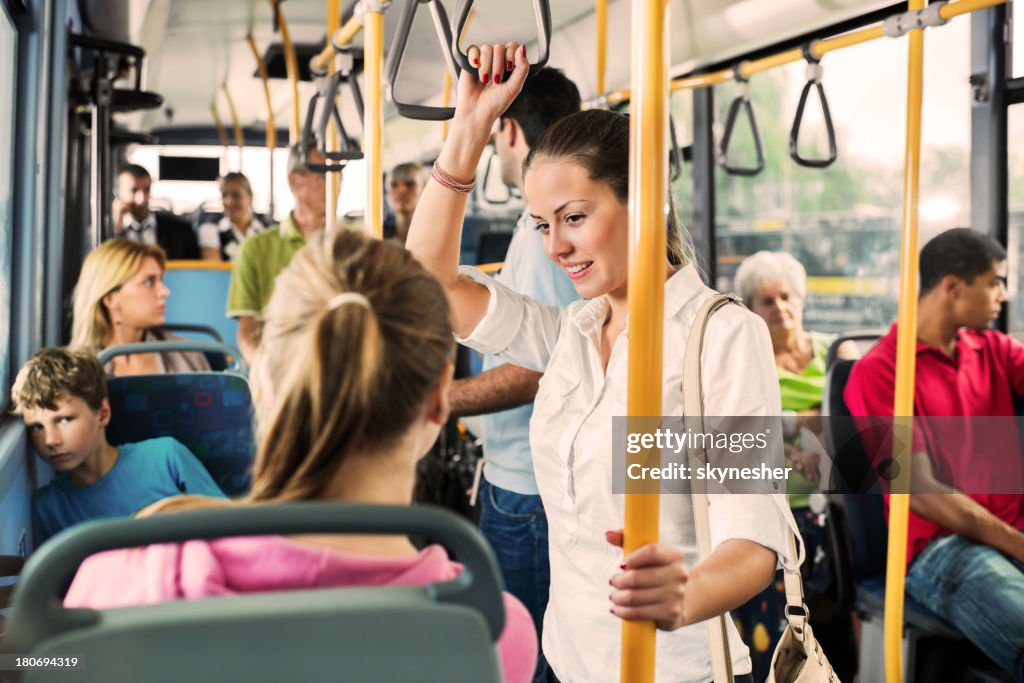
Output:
top-left (683, 294), bottom-right (839, 683)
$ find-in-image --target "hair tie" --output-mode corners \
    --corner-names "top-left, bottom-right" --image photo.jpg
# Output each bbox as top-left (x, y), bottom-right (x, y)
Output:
top-left (327, 292), bottom-right (371, 311)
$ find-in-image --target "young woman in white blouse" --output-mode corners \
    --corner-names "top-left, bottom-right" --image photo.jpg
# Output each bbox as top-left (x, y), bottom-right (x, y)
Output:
top-left (407, 44), bottom-right (800, 683)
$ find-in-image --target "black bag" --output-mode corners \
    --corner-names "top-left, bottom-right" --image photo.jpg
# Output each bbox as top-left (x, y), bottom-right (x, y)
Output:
top-left (413, 419), bottom-right (482, 523)
top-left (413, 344), bottom-right (483, 522)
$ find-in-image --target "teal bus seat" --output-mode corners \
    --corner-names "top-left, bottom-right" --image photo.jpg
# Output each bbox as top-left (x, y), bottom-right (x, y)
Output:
top-left (2, 503), bottom-right (506, 683)
top-left (162, 265), bottom-right (237, 348)
top-left (100, 342), bottom-right (254, 497)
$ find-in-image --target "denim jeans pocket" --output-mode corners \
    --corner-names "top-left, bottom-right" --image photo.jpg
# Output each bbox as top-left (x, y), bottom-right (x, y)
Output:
top-left (486, 481), bottom-right (542, 520)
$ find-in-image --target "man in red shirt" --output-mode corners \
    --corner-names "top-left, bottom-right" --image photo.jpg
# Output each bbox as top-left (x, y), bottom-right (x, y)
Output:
top-left (844, 228), bottom-right (1024, 681)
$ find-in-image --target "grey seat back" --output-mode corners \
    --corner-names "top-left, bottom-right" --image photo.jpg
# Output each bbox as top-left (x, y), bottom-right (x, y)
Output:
top-left (3, 503), bottom-right (506, 683)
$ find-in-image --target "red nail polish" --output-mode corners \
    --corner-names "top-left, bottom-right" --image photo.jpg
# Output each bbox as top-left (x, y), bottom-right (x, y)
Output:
top-left (471, 58), bottom-right (479, 67)
top-left (619, 563), bottom-right (626, 570)
top-left (506, 61), bottom-right (514, 71)
top-left (608, 578), bottom-right (613, 586)
top-left (494, 74), bottom-right (501, 84)
top-left (482, 74), bottom-right (489, 83)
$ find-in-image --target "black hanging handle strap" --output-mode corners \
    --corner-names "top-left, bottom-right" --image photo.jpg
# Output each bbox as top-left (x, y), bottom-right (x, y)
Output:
top-left (717, 64), bottom-right (765, 177)
top-left (789, 44), bottom-right (838, 169)
top-left (302, 51), bottom-right (365, 173)
top-left (386, 0), bottom-right (462, 120)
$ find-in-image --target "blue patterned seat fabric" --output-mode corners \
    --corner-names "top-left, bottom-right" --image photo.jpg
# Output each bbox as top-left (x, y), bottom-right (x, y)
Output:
top-left (105, 373), bottom-right (254, 496)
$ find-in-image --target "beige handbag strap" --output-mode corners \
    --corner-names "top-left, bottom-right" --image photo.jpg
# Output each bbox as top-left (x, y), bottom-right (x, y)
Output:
top-left (684, 295), bottom-right (814, 683)
top-left (683, 293), bottom-right (740, 683)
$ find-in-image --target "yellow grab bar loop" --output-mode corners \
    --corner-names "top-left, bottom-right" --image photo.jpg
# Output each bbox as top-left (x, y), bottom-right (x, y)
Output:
top-left (789, 44), bottom-right (837, 169)
top-left (717, 65), bottom-right (765, 176)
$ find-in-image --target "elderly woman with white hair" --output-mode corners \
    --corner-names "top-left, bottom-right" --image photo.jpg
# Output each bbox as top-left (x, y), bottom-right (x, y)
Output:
top-left (731, 250), bottom-right (859, 681)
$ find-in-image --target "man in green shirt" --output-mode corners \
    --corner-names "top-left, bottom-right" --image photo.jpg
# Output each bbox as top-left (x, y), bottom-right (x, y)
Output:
top-left (227, 145), bottom-right (328, 364)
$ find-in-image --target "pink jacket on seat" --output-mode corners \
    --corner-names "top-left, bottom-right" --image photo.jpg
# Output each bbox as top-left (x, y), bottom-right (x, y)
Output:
top-left (65, 536), bottom-right (537, 682)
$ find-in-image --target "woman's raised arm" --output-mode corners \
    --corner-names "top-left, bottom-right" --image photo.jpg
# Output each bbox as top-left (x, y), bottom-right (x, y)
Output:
top-left (406, 43), bottom-right (529, 338)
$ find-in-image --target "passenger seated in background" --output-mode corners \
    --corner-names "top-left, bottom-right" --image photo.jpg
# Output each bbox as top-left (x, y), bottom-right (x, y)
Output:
top-left (71, 238), bottom-right (211, 376)
top-left (227, 144), bottom-right (328, 366)
top-left (383, 162), bottom-right (425, 245)
top-left (11, 347), bottom-right (225, 548)
top-left (845, 228), bottom-right (1024, 681)
top-left (198, 172), bottom-right (267, 262)
top-left (113, 163), bottom-right (199, 260)
top-left (63, 230), bottom-right (538, 683)
top-left (732, 251), bottom-right (859, 681)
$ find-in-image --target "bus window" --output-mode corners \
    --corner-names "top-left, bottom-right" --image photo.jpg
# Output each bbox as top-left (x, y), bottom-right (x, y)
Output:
top-left (1014, 8), bottom-right (1023, 79)
top-left (712, 18), bottom-right (970, 333)
top-left (1007, 105), bottom-right (1024, 336)
top-left (0, 3), bottom-right (17, 408)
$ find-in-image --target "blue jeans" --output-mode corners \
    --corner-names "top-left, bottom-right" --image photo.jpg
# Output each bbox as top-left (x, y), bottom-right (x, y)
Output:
top-left (905, 529), bottom-right (1024, 682)
top-left (478, 479), bottom-right (550, 683)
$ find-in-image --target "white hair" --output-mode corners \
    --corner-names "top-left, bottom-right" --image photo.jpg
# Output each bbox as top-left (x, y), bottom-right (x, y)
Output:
top-left (733, 251), bottom-right (807, 304)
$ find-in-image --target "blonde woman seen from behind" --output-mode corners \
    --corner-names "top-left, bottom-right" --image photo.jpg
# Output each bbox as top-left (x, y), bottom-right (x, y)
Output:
top-left (71, 238), bottom-right (210, 376)
top-left (63, 230), bottom-right (539, 683)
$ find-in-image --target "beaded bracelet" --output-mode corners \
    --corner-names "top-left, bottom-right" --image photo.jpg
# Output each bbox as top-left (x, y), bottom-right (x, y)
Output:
top-left (432, 161), bottom-right (476, 194)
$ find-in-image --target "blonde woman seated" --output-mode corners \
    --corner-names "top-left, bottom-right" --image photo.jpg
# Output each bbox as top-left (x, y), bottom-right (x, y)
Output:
top-left (198, 172), bottom-right (266, 262)
top-left (72, 238), bottom-right (210, 376)
top-left (63, 230), bottom-right (538, 683)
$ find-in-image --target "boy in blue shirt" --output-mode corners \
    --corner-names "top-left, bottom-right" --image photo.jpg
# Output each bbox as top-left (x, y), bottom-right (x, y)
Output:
top-left (11, 347), bottom-right (226, 547)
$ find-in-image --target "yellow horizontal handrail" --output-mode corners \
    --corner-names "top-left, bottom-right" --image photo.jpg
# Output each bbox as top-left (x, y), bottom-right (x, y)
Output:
top-left (588, 0), bottom-right (1008, 106)
top-left (166, 260), bottom-right (234, 271)
top-left (311, 14), bottom-right (365, 73)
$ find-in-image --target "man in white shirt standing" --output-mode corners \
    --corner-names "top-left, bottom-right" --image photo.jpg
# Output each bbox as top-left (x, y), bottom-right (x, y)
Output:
top-left (113, 164), bottom-right (199, 260)
top-left (448, 67), bottom-right (581, 683)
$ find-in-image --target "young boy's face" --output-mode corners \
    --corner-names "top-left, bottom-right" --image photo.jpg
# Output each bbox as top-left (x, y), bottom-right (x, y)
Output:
top-left (22, 395), bottom-right (111, 474)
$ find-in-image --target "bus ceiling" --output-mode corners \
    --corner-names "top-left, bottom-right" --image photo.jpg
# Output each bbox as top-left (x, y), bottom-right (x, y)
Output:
top-left (71, 0), bottom-right (906, 149)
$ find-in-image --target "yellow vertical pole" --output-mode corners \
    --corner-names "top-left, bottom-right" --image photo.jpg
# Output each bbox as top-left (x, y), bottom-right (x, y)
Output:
top-left (442, 68), bottom-right (452, 141)
top-left (887, 1), bottom-right (925, 681)
top-left (271, 0), bottom-right (302, 144)
top-left (211, 102), bottom-right (230, 160)
top-left (596, 0), bottom-right (608, 96)
top-left (622, 0), bottom-right (668, 680)
top-left (246, 35), bottom-right (277, 151)
top-left (246, 33), bottom-right (278, 218)
top-left (326, 0), bottom-right (342, 229)
top-left (222, 83), bottom-right (245, 169)
top-left (364, 6), bottom-right (386, 238)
